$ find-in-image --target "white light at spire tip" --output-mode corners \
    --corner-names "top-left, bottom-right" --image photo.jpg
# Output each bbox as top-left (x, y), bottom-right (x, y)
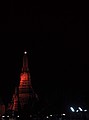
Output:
top-left (24, 51), bottom-right (27, 54)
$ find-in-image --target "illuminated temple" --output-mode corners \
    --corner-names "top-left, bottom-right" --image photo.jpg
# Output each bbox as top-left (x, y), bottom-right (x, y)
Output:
top-left (7, 51), bottom-right (38, 115)
top-left (18, 51), bottom-right (38, 112)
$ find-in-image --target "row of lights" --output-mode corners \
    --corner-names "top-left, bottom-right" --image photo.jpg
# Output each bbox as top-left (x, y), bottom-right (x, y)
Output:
top-left (2, 115), bottom-right (19, 118)
top-left (46, 113), bottom-right (66, 119)
top-left (70, 107), bottom-right (87, 112)
top-left (1, 114), bottom-right (66, 119)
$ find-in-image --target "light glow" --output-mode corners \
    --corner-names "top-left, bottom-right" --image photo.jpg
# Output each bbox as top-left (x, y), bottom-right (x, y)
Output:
top-left (70, 107), bottom-right (75, 112)
top-left (62, 113), bottom-right (65, 116)
top-left (84, 109), bottom-right (87, 112)
top-left (78, 107), bottom-right (83, 111)
top-left (46, 116), bottom-right (49, 118)
top-left (17, 115), bottom-right (19, 117)
top-left (76, 110), bottom-right (79, 112)
top-left (24, 51), bottom-right (27, 54)
top-left (30, 115), bottom-right (32, 117)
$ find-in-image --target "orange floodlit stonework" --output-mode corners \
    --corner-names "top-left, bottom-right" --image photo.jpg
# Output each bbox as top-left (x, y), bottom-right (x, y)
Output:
top-left (7, 51), bottom-right (38, 113)
top-left (18, 51), bottom-right (36, 111)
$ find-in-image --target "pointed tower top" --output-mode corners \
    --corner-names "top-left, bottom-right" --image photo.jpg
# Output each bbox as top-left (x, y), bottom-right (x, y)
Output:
top-left (24, 51), bottom-right (27, 54)
top-left (22, 51), bottom-right (29, 72)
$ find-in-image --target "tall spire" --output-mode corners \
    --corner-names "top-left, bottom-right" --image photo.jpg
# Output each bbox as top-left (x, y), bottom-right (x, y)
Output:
top-left (19, 51), bottom-right (34, 110)
top-left (6, 51), bottom-right (39, 115)
top-left (22, 51), bottom-right (29, 72)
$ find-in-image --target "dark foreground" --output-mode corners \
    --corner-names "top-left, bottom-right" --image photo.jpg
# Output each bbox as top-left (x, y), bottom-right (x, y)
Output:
top-left (1, 112), bottom-right (89, 120)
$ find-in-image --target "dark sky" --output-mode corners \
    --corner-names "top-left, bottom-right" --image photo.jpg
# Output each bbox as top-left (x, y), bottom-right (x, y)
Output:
top-left (0, 2), bottom-right (89, 112)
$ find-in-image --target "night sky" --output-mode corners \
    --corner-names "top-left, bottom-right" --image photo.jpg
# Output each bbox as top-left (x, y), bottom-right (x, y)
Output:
top-left (0, 2), bottom-right (89, 113)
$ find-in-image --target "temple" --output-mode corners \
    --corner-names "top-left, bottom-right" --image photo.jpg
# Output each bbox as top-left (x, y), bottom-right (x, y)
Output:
top-left (18, 51), bottom-right (37, 112)
top-left (6, 51), bottom-right (39, 117)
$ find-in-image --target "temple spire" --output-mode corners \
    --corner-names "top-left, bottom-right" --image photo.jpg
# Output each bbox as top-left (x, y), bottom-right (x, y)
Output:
top-left (22, 51), bottom-right (29, 72)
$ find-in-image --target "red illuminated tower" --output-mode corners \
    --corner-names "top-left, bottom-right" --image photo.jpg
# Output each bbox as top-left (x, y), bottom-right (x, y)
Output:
top-left (18, 51), bottom-right (38, 112)
top-left (12, 87), bottom-right (18, 112)
top-left (7, 87), bottom-right (18, 114)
